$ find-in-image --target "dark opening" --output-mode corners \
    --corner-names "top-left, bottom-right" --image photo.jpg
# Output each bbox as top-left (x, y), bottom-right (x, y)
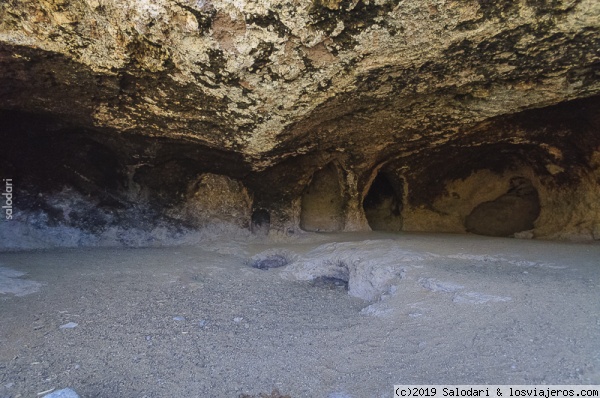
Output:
top-left (251, 209), bottom-right (271, 235)
top-left (363, 172), bottom-right (403, 232)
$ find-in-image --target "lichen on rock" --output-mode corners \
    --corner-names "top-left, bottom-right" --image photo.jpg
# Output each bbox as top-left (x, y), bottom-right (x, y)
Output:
top-left (0, 0), bottom-right (599, 246)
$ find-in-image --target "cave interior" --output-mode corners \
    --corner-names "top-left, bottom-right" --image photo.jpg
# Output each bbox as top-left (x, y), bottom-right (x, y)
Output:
top-left (1, 94), bottom-right (599, 243)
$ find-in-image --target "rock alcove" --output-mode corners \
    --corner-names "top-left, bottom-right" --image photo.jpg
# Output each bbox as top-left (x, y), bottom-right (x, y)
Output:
top-left (362, 172), bottom-right (403, 233)
top-left (300, 163), bottom-right (345, 232)
top-left (0, 0), bottom-right (599, 248)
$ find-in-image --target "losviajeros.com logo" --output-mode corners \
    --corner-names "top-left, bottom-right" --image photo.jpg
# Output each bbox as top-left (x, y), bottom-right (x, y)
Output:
top-left (3, 178), bottom-right (13, 220)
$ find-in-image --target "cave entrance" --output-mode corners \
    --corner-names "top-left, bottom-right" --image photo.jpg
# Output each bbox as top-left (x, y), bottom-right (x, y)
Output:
top-left (363, 172), bottom-right (403, 232)
top-left (300, 163), bottom-right (345, 232)
top-left (251, 208), bottom-right (270, 235)
top-left (465, 177), bottom-right (541, 237)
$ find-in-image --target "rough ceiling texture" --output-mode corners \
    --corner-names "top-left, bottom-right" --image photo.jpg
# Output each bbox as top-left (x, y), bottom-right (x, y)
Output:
top-left (1, 0), bottom-right (600, 246)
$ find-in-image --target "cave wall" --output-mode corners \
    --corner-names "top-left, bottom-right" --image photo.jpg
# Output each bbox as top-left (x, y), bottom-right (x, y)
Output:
top-left (1, 94), bottom-right (600, 246)
top-left (384, 96), bottom-right (600, 239)
top-left (0, 0), bottom-right (600, 247)
top-left (300, 163), bottom-right (345, 232)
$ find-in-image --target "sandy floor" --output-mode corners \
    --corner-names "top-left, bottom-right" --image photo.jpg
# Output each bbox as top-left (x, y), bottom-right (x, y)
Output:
top-left (0, 232), bottom-right (599, 398)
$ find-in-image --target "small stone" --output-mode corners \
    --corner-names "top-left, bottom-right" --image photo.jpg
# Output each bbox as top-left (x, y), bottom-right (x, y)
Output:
top-left (198, 320), bottom-right (208, 327)
top-left (250, 254), bottom-right (289, 270)
top-left (59, 322), bottom-right (78, 329)
top-left (514, 230), bottom-right (534, 239)
top-left (172, 316), bottom-right (185, 321)
top-left (43, 388), bottom-right (80, 398)
top-left (233, 317), bottom-right (243, 323)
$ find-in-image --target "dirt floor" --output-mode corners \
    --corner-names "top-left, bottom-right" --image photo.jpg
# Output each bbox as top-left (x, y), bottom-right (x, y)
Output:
top-left (0, 232), bottom-right (599, 398)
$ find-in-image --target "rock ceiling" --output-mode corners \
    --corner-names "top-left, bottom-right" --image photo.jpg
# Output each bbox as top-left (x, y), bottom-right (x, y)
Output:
top-left (1, 0), bottom-right (599, 243)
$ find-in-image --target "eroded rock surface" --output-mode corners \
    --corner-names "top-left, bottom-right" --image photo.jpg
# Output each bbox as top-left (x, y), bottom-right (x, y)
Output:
top-left (1, 0), bottom-right (600, 245)
top-left (465, 177), bottom-right (540, 237)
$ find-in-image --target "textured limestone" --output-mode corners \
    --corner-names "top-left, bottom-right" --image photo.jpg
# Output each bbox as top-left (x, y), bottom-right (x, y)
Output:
top-left (1, 0), bottom-right (600, 243)
top-left (280, 240), bottom-right (414, 301)
top-left (465, 177), bottom-right (540, 237)
top-left (167, 173), bottom-right (252, 228)
top-left (300, 163), bottom-right (345, 232)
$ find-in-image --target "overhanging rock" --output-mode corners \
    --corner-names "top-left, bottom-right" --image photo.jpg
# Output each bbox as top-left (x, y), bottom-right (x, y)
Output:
top-left (1, 0), bottom-right (600, 245)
